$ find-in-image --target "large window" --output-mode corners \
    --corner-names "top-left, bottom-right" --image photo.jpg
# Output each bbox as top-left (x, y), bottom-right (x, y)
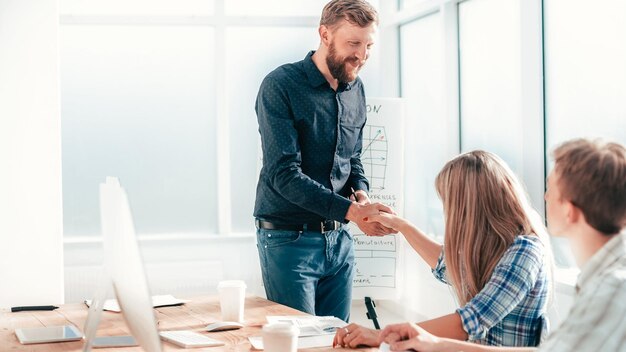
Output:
top-left (59, 0), bottom-right (626, 271)
top-left (225, 0), bottom-right (328, 16)
top-left (399, 0), bottom-right (431, 10)
top-left (399, 13), bottom-right (447, 238)
top-left (59, 0), bottom-right (213, 16)
top-left (544, 0), bottom-right (626, 149)
top-left (60, 1), bottom-right (383, 237)
top-left (57, 0), bottom-right (626, 313)
top-left (458, 0), bottom-right (524, 175)
top-left (543, 0), bottom-right (626, 267)
top-left (226, 27), bottom-right (319, 232)
top-left (61, 25), bottom-right (217, 236)
top-left (397, 0), bottom-right (624, 272)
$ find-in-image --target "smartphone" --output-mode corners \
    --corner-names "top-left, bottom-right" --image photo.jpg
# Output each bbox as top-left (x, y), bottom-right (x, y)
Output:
top-left (15, 325), bottom-right (83, 344)
top-left (92, 335), bottom-right (138, 348)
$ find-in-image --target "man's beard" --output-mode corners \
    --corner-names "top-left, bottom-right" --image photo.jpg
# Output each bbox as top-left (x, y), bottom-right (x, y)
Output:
top-left (326, 41), bottom-right (363, 84)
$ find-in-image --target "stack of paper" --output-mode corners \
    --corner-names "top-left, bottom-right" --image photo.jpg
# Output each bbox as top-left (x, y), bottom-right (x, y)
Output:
top-left (266, 316), bottom-right (346, 336)
top-left (248, 315), bottom-right (347, 349)
top-left (85, 294), bottom-right (189, 312)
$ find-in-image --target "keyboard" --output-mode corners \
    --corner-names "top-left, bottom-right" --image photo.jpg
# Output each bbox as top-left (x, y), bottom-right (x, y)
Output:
top-left (159, 330), bottom-right (225, 348)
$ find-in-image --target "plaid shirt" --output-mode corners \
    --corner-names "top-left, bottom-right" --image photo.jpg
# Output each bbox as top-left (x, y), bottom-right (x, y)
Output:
top-left (538, 232), bottom-right (626, 352)
top-left (432, 235), bottom-right (549, 346)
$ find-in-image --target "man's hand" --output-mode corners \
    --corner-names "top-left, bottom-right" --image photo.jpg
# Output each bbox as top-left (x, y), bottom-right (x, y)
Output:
top-left (345, 201), bottom-right (397, 237)
top-left (351, 189), bottom-right (370, 205)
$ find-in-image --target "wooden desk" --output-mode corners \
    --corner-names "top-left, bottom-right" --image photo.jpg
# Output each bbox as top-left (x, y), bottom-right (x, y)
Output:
top-left (0, 296), bottom-right (377, 351)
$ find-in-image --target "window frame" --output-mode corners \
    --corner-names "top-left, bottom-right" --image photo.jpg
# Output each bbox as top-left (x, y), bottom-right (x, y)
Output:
top-left (59, 0), bottom-right (320, 238)
top-left (388, 0), bottom-right (578, 275)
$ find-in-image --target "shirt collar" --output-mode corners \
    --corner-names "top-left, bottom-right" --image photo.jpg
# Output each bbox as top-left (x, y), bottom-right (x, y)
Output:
top-left (303, 51), bottom-right (328, 88)
top-left (576, 231), bottom-right (626, 292)
top-left (303, 50), bottom-right (356, 90)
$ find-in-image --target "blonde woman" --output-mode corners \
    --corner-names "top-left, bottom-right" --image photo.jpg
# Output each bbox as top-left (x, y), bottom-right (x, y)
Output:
top-left (334, 151), bottom-right (552, 348)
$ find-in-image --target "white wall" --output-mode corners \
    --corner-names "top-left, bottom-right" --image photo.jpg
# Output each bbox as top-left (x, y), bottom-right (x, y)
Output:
top-left (0, 0), bottom-right (64, 307)
top-left (64, 235), bottom-right (263, 303)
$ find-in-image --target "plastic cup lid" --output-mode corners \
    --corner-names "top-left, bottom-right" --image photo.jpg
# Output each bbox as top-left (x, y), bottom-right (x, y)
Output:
top-left (217, 280), bottom-right (247, 289)
top-left (262, 323), bottom-right (299, 335)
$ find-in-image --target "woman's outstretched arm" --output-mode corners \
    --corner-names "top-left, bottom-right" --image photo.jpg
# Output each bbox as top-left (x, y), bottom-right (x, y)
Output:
top-left (367, 213), bottom-right (442, 268)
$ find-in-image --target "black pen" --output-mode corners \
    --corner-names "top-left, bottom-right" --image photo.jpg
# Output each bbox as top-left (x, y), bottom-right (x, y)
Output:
top-left (11, 305), bottom-right (59, 312)
top-left (350, 187), bottom-right (358, 201)
top-left (365, 297), bottom-right (380, 329)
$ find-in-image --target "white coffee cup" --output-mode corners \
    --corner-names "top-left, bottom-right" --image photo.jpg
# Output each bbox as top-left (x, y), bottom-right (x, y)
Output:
top-left (262, 323), bottom-right (299, 352)
top-left (217, 280), bottom-right (247, 323)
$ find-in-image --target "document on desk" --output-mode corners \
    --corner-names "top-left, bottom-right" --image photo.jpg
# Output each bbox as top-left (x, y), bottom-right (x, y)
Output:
top-left (84, 294), bottom-right (189, 312)
top-left (248, 316), bottom-right (346, 349)
top-left (266, 315), bottom-right (347, 336)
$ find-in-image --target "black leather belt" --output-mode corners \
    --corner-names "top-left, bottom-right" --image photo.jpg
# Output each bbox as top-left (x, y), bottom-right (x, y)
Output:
top-left (255, 219), bottom-right (342, 233)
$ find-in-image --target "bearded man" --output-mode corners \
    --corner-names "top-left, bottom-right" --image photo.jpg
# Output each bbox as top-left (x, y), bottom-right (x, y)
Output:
top-left (253, 0), bottom-right (394, 321)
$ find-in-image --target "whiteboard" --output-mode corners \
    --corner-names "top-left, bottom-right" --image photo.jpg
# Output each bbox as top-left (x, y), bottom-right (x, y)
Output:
top-left (351, 97), bottom-right (405, 299)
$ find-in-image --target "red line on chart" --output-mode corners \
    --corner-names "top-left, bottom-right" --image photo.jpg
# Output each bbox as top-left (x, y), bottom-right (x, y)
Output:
top-left (363, 129), bottom-right (383, 153)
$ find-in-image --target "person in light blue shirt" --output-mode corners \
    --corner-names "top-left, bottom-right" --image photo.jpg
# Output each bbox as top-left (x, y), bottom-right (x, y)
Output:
top-left (334, 150), bottom-right (553, 348)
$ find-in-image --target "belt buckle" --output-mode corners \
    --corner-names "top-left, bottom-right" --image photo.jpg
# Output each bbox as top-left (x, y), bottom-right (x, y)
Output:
top-left (321, 220), bottom-right (337, 233)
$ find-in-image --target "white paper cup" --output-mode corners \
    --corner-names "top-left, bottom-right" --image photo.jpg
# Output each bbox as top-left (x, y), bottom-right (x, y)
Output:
top-left (262, 323), bottom-right (299, 352)
top-left (217, 280), bottom-right (246, 322)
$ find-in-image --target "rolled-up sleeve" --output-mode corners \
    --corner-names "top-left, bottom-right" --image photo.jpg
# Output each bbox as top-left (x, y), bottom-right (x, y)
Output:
top-left (456, 238), bottom-right (544, 341)
top-left (431, 249), bottom-right (449, 284)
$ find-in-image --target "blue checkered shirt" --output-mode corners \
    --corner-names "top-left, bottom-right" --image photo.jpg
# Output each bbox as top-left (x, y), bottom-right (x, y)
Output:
top-left (432, 235), bottom-right (550, 346)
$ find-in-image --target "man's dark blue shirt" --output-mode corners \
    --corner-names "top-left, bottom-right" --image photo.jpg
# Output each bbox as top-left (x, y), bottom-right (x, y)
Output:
top-left (254, 51), bottom-right (370, 225)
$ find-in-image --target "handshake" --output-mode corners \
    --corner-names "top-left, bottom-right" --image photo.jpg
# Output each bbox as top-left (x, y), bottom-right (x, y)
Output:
top-left (345, 190), bottom-right (399, 237)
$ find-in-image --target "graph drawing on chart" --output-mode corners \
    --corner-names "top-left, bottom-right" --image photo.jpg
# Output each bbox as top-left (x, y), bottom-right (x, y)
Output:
top-left (362, 125), bottom-right (388, 191)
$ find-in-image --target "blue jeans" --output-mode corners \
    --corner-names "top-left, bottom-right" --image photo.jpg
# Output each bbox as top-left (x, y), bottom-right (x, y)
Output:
top-left (256, 226), bottom-right (355, 322)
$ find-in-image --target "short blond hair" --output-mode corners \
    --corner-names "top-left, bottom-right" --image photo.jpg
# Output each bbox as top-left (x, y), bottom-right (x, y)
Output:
top-left (553, 138), bottom-right (626, 235)
top-left (320, 0), bottom-right (378, 30)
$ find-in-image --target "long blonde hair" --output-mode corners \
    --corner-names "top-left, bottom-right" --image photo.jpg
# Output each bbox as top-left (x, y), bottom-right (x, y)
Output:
top-left (435, 150), bottom-right (551, 305)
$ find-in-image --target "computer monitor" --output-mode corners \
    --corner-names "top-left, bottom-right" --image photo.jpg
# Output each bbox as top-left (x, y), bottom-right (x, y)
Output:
top-left (83, 177), bottom-right (162, 352)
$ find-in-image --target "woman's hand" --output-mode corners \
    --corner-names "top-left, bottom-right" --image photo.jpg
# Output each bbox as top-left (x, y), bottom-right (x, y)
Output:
top-left (333, 323), bottom-right (381, 348)
top-left (379, 322), bottom-right (442, 351)
top-left (365, 212), bottom-right (404, 232)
